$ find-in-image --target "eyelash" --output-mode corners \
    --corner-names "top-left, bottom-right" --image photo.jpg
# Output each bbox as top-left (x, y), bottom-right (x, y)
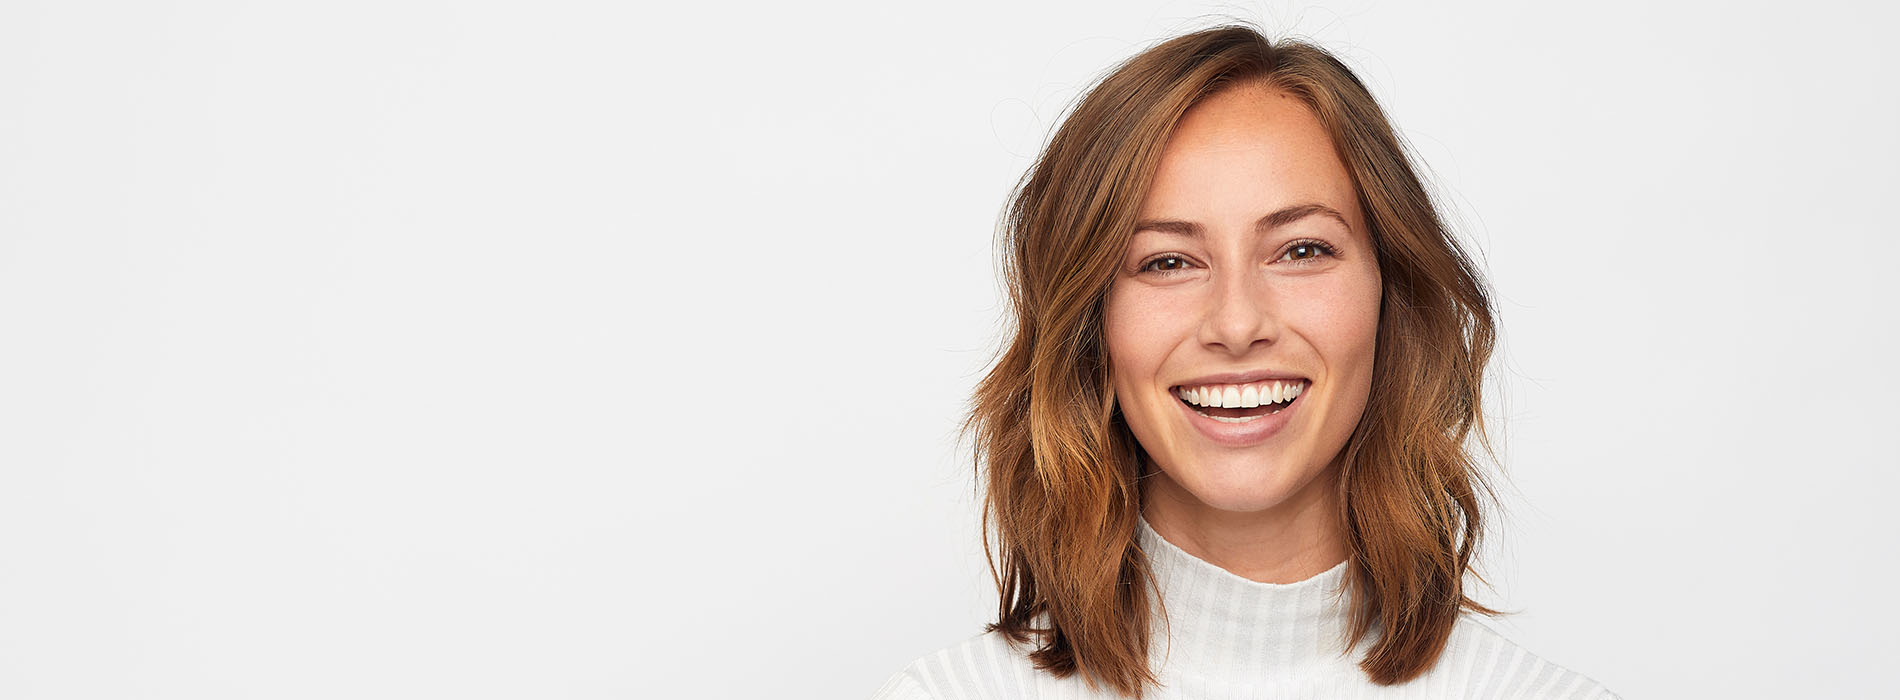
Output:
top-left (1136, 239), bottom-right (1342, 276)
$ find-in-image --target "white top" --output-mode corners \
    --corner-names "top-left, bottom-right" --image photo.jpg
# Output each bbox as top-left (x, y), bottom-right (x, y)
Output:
top-left (872, 515), bottom-right (1619, 699)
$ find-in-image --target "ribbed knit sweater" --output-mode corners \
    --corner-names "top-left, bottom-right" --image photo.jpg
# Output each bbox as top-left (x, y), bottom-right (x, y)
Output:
top-left (872, 516), bottom-right (1618, 699)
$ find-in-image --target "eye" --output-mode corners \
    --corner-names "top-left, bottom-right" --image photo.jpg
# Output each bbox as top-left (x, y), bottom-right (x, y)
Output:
top-left (1278, 239), bottom-right (1341, 265)
top-left (1136, 254), bottom-right (1196, 276)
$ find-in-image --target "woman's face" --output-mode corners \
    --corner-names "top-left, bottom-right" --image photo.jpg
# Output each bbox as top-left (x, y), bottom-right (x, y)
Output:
top-left (1105, 84), bottom-right (1382, 515)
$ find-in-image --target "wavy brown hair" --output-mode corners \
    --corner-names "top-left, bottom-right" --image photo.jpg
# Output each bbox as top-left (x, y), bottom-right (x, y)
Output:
top-left (957, 23), bottom-right (1508, 699)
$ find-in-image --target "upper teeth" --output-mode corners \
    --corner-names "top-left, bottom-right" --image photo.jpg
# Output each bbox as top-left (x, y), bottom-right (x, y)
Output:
top-left (1175, 380), bottom-right (1306, 408)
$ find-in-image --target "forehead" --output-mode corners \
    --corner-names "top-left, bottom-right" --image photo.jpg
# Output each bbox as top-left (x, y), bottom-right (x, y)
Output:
top-left (1140, 84), bottom-right (1359, 225)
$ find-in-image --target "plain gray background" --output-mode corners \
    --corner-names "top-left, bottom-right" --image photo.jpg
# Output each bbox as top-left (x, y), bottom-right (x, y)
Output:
top-left (2, 1), bottom-right (1895, 698)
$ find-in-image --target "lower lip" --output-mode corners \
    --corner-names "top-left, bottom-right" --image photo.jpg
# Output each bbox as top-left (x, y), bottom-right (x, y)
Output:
top-left (1174, 386), bottom-right (1303, 447)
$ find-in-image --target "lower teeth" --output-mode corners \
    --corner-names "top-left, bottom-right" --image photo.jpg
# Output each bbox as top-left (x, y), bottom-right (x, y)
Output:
top-left (1193, 400), bottom-right (1290, 423)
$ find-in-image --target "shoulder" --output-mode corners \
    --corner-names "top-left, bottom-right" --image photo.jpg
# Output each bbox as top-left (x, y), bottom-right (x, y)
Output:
top-left (870, 629), bottom-right (1043, 700)
top-left (1419, 614), bottom-right (1622, 699)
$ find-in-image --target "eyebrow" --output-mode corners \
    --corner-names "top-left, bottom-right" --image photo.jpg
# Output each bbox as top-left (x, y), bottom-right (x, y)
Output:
top-left (1132, 203), bottom-right (1350, 237)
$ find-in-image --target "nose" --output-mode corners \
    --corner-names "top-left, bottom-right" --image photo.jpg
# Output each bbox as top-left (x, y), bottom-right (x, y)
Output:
top-left (1197, 265), bottom-right (1280, 355)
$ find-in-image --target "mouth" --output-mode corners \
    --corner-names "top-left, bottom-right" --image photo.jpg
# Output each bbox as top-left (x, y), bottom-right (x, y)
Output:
top-left (1172, 378), bottom-right (1309, 424)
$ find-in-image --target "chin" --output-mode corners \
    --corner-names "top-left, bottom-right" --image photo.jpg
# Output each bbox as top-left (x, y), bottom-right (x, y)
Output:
top-left (1192, 489), bottom-right (1297, 514)
top-left (1173, 452), bottom-right (1311, 513)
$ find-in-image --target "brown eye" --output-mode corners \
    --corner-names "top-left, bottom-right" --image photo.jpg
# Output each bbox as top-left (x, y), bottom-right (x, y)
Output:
top-left (1139, 255), bottom-right (1193, 274)
top-left (1278, 239), bottom-right (1341, 265)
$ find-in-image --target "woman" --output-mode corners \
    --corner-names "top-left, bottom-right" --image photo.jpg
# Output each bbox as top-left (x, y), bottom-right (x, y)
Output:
top-left (873, 25), bottom-right (1619, 700)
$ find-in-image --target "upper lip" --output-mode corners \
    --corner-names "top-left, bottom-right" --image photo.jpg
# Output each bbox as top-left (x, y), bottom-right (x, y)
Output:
top-left (1172, 370), bottom-right (1309, 388)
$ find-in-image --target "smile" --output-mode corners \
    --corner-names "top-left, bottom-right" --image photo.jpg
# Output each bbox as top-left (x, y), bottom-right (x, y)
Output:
top-left (1169, 379), bottom-right (1308, 446)
top-left (1173, 379), bottom-right (1308, 421)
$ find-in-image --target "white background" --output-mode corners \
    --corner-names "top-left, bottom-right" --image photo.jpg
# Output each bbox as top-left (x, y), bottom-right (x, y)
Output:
top-left (2, 1), bottom-right (1895, 698)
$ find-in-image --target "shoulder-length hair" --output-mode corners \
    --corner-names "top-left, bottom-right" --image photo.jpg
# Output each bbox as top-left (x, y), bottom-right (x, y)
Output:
top-left (959, 23), bottom-right (1506, 699)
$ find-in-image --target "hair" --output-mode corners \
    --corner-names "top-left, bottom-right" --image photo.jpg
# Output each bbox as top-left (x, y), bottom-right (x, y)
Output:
top-left (957, 23), bottom-right (1508, 699)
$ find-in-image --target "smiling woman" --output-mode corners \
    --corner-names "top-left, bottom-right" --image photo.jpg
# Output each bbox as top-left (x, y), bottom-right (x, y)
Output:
top-left (1106, 85), bottom-right (1383, 536)
top-left (873, 23), bottom-right (1619, 700)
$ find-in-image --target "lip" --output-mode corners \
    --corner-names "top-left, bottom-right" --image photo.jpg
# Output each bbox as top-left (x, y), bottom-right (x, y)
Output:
top-left (1174, 381), bottom-right (1304, 447)
top-left (1171, 369), bottom-right (1308, 389)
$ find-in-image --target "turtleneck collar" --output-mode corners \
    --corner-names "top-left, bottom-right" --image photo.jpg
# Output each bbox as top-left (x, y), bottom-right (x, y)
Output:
top-left (1135, 514), bottom-right (1365, 681)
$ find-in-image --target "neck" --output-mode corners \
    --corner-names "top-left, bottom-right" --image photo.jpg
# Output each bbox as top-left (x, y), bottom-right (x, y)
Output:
top-left (1137, 456), bottom-right (1348, 584)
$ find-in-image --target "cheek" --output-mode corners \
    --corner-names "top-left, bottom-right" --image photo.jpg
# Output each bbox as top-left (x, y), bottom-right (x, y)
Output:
top-left (1290, 266), bottom-right (1382, 368)
top-left (1103, 285), bottom-right (1194, 394)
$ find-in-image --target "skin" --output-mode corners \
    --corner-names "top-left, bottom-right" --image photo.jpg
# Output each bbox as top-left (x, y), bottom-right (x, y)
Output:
top-left (1103, 82), bottom-right (1383, 584)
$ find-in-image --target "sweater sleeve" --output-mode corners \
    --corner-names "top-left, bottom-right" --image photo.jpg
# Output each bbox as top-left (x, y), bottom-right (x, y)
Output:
top-left (869, 666), bottom-right (936, 700)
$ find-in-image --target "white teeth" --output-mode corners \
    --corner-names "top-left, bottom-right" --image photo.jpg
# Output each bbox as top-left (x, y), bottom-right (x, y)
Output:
top-left (1175, 379), bottom-right (1309, 408)
top-left (1204, 413), bottom-right (1263, 423)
